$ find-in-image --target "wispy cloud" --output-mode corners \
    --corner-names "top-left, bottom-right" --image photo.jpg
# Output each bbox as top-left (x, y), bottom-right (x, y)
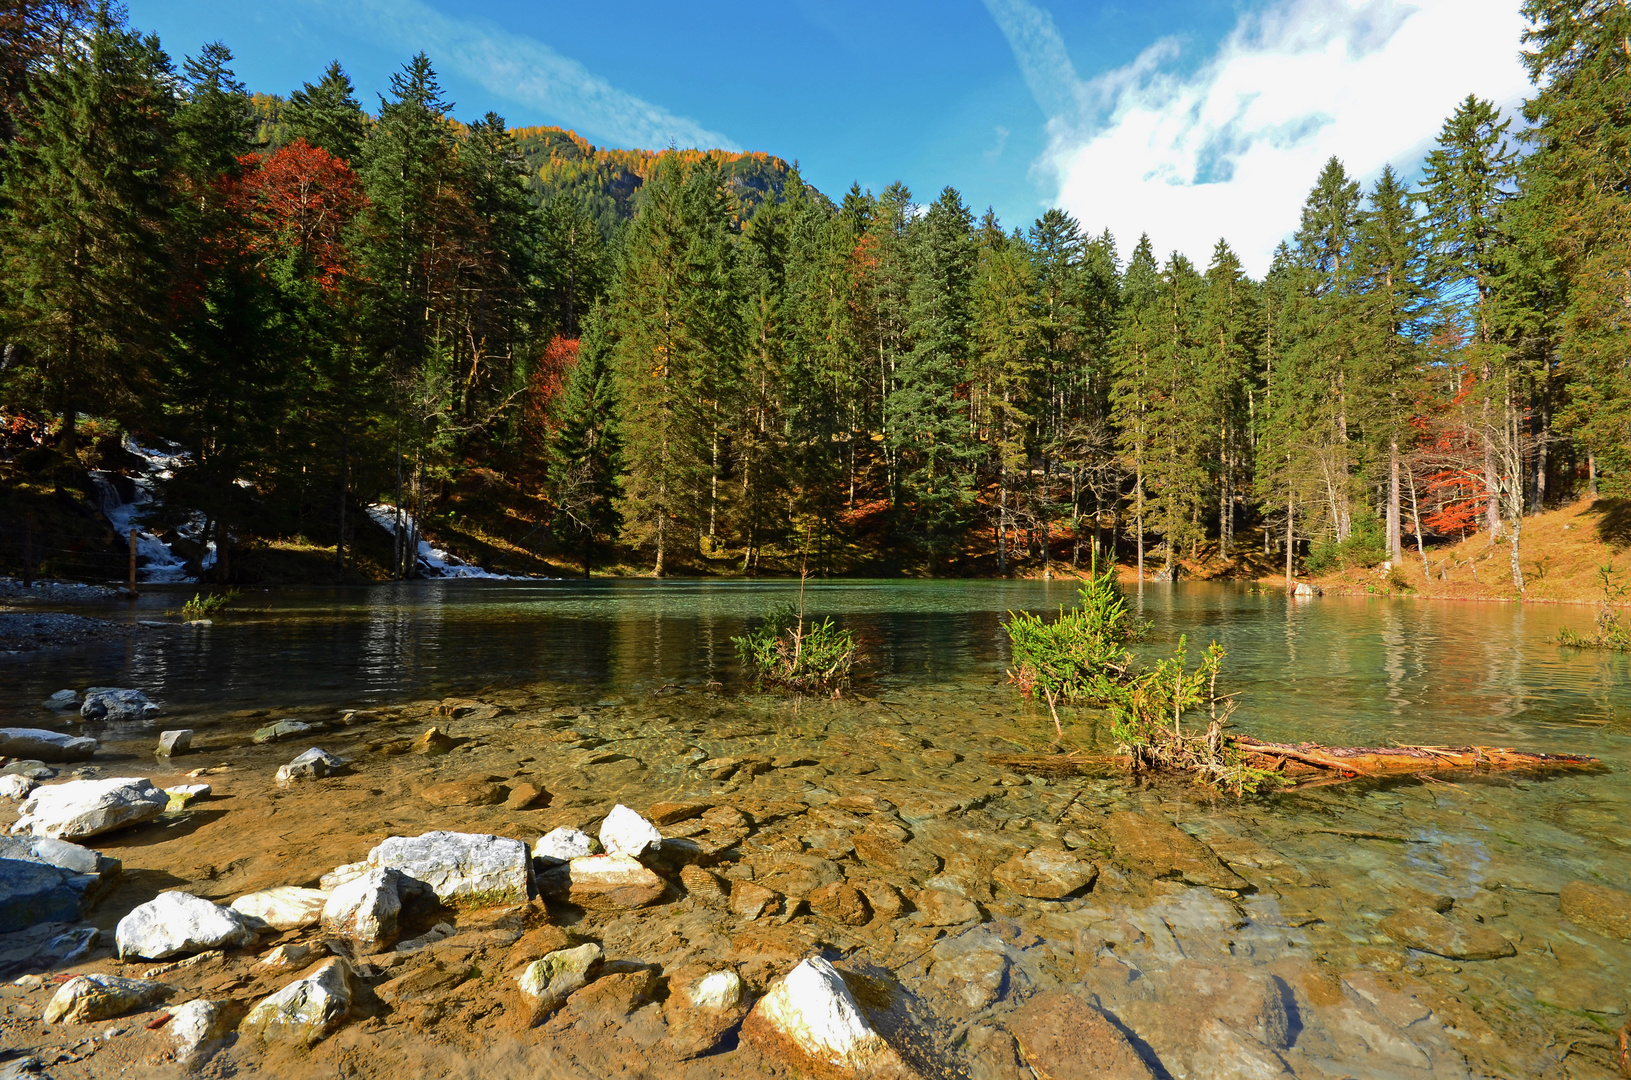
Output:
top-left (310, 0), bottom-right (737, 151)
top-left (984, 0), bottom-right (1531, 274)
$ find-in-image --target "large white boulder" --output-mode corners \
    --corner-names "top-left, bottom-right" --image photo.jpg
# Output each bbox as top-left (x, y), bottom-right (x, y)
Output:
top-left (231, 886), bottom-right (329, 931)
top-left (515, 942), bottom-right (601, 1013)
top-left (364, 831), bottom-right (530, 903)
top-left (0, 728), bottom-right (97, 762)
top-left (167, 998), bottom-right (236, 1066)
top-left (599, 804), bottom-right (662, 858)
top-left (116, 890), bottom-right (258, 960)
top-left (743, 957), bottom-right (914, 1077)
top-left (11, 777), bottom-right (167, 840)
top-left (80, 688), bottom-right (160, 722)
top-left (320, 866), bottom-right (401, 951)
top-left (43, 973), bottom-right (170, 1024)
top-left (240, 958), bottom-right (355, 1047)
top-left (534, 826), bottom-right (598, 864)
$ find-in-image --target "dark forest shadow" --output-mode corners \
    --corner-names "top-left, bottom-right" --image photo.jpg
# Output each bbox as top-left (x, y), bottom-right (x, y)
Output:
top-left (1586, 498), bottom-right (1631, 551)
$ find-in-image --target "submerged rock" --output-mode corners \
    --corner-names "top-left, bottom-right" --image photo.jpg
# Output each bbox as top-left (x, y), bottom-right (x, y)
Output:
top-left (321, 866), bottom-right (402, 951)
top-left (742, 957), bottom-right (916, 1078)
top-left (0, 834), bottom-right (120, 928)
top-left (730, 881), bottom-right (780, 920)
top-left (251, 720), bottom-right (313, 744)
top-left (1561, 880), bottom-right (1631, 942)
top-left (11, 777), bottom-right (167, 840)
top-left (411, 727), bottom-right (455, 755)
top-left (420, 778), bottom-right (507, 806)
top-left (259, 941), bottom-right (321, 970)
top-left (167, 998), bottom-right (236, 1067)
top-left (80, 688), bottom-right (160, 723)
top-left (540, 854), bottom-right (665, 911)
top-left (664, 964), bottom-right (748, 1059)
top-left (276, 747), bottom-right (345, 782)
top-left (164, 783), bottom-right (210, 810)
top-left (116, 891), bottom-right (258, 960)
top-left (42, 689), bottom-right (80, 712)
top-left (1101, 812), bottom-right (1245, 890)
top-left (1378, 907), bottom-right (1515, 960)
top-left (993, 848), bottom-right (1098, 900)
top-left (515, 942), bottom-right (602, 1014)
top-left (853, 832), bottom-right (940, 878)
top-left (599, 803), bottom-right (663, 858)
top-left (913, 889), bottom-right (979, 926)
top-left (680, 865), bottom-right (730, 907)
top-left (0, 728), bottom-right (97, 763)
top-left (535, 827), bottom-right (598, 864)
top-left (231, 886), bottom-right (329, 931)
top-left (241, 957), bottom-right (356, 1047)
top-left (1007, 989), bottom-right (1154, 1080)
top-left (810, 881), bottom-right (871, 926)
top-left (366, 831), bottom-right (531, 903)
top-left (156, 729), bottom-right (192, 756)
top-left (753, 853), bottom-right (845, 899)
top-left (42, 973), bottom-right (170, 1024)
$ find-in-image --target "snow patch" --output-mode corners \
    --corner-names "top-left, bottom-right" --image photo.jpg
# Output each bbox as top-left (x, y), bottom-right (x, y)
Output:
top-left (365, 504), bottom-right (529, 580)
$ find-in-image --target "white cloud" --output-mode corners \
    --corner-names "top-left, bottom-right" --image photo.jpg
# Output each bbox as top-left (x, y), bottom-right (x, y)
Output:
top-left (311, 0), bottom-right (737, 152)
top-left (986, 0), bottom-right (1531, 275)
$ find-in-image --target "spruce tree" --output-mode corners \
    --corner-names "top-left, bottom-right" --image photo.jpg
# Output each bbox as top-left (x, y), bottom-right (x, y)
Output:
top-left (1110, 235), bottom-right (1160, 580)
top-left (283, 61), bottom-right (365, 164)
top-left (549, 314), bottom-right (622, 576)
top-left (971, 222), bottom-right (1039, 573)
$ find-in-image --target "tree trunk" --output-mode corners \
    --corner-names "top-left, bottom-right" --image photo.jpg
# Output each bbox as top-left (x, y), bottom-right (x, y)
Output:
top-left (1407, 464), bottom-right (1429, 580)
top-left (1387, 438), bottom-right (1402, 565)
top-left (1285, 492), bottom-right (1294, 587)
top-left (1135, 465), bottom-right (1145, 585)
top-left (1589, 452), bottom-right (1599, 499)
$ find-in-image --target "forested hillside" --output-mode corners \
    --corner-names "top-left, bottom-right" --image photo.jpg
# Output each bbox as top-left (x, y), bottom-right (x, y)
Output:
top-left (0, 1), bottom-right (1627, 586)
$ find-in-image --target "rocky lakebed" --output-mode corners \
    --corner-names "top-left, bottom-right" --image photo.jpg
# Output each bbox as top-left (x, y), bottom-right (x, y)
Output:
top-left (1, 682), bottom-right (1628, 1079)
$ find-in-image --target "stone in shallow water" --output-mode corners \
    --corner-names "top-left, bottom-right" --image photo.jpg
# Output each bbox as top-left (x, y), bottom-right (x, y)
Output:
top-left (648, 800), bottom-right (708, 826)
top-left (156, 729), bottom-right (192, 756)
top-left (664, 964), bottom-right (748, 1060)
top-left (753, 853), bottom-right (845, 898)
top-left (164, 783), bottom-right (210, 810)
top-left (1561, 880), bottom-right (1631, 942)
top-left (1007, 989), bottom-right (1154, 1080)
top-left (43, 973), bottom-right (170, 1024)
top-left (541, 854), bottom-right (665, 911)
top-left (913, 889), bottom-right (979, 927)
top-left (366, 831), bottom-right (531, 903)
top-left (741, 957), bottom-right (916, 1078)
top-left (515, 942), bottom-right (601, 1014)
top-left (411, 727), bottom-right (455, 754)
top-left (116, 890), bottom-right (258, 960)
top-left (680, 864), bottom-right (730, 907)
top-left (1377, 906), bottom-right (1515, 960)
top-left (810, 881), bottom-right (871, 926)
top-left (231, 886), bottom-right (329, 931)
top-left (993, 848), bottom-right (1098, 900)
top-left (535, 827), bottom-right (597, 864)
top-left (43, 690), bottom-right (80, 712)
top-left (420, 778), bottom-right (507, 806)
top-left (251, 720), bottom-right (312, 744)
top-left (1101, 812), bottom-right (1244, 891)
top-left (0, 774), bottom-right (32, 801)
top-left (0, 728), bottom-right (97, 763)
top-left (241, 957), bottom-right (355, 1047)
top-left (80, 688), bottom-right (160, 723)
top-left (276, 747), bottom-right (344, 782)
top-left (12, 777), bottom-right (167, 840)
top-left (600, 803), bottom-right (663, 858)
top-left (853, 832), bottom-right (940, 878)
top-left (730, 881), bottom-right (780, 920)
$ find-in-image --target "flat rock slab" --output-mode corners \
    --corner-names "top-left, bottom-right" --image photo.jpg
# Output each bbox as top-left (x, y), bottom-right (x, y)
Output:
top-left (1008, 989), bottom-right (1155, 1080)
top-left (252, 720), bottom-right (313, 744)
top-left (1561, 880), bottom-right (1631, 942)
top-left (993, 848), bottom-right (1098, 899)
top-left (419, 779), bottom-right (507, 806)
top-left (231, 886), bottom-right (329, 931)
top-left (1101, 812), bottom-right (1245, 891)
top-left (1378, 907), bottom-right (1516, 960)
top-left (853, 832), bottom-right (941, 879)
top-left (0, 728), bottom-right (97, 762)
top-left (366, 831), bottom-right (531, 903)
top-left (540, 854), bottom-right (665, 911)
top-left (43, 973), bottom-right (170, 1024)
top-left (11, 777), bottom-right (168, 840)
top-left (751, 853), bottom-right (845, 898)
top-left (0, 835), bottom-right (120, 928)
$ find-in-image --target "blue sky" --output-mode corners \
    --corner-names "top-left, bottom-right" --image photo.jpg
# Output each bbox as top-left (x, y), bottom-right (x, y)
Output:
top-left (127, 0), bottom-right (1531, 274)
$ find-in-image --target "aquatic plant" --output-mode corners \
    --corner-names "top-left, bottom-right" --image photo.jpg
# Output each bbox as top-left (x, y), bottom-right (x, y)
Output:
top-left (1557, 561), bottom-right (1631, 652)
top-left (179, 589), bottom-right (239, 620)
top-left (732, 602), bottom-right (857, 695)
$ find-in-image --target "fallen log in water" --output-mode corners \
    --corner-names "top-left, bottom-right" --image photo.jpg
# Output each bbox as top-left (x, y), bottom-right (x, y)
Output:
top-left (989, 737), bottom-right (1603, 789)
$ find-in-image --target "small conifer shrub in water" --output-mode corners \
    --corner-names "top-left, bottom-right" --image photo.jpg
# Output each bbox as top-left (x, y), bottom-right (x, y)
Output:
top-left (732, 602), bottom-right (857, 695)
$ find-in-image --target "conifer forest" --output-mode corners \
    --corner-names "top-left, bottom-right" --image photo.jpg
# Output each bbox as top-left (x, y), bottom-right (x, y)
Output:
top-left (1, 1), bottom-right (1628, 584)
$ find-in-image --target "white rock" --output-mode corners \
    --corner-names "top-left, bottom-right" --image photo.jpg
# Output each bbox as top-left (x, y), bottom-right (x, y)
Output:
top-left (43, 690), bottom-right (81, 711)
top-left (745, 957), bottom-right (901, 1074)
top-left (689, 969), bottom-right (745, 1012)
top-left (0, 728), bottom-right (97, 763)
top-left (534, 827), bottom-right (598, 864)
top-left (241, 958), bottom-right (354, 1047)
top-left (599, 804), bottom-right (662, 859)
top-left (320, 867), bottom-right (400, 951)
top-left (0, 774), bottom-right (33, 801)
top-left (116, 891), bottom-right (258, 960)
top-left (156, 730), bottom-right (192, 756)
top-left (258, 942), bottom-right (320, 970)
top-left (515, 942), bottom-right (602, 1012)
top-left (43, 973), bottom-right (169, 1024)
top-left (167, 998), bottom-right (234, 1065)
top-left (163, 783), bottom-right (210, 810)
top-left (275, 747), bottom-right (345, 783)
top-left (11, 777), bottom-right (168, 840)
top-left (364, 831), bottom-right (530, 903)
top-left (231, 886), bottom-right (329, 931)
top-left (319, 861), bottom-right (366, 891)
top-left (80, 688), bottom-right (160, 722)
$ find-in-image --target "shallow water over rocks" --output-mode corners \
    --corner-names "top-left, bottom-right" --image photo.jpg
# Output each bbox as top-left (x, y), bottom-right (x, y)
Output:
top-left (1, 582), bottom-right (1629, 1076)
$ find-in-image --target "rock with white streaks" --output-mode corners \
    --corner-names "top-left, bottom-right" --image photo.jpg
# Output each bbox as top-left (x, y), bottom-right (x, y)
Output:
top-left (231, 886), bottom-right (329, 931)
top-left (167, 998), bottom-right (236, 1066)
top-left (364, 831), bottom-right (531, 903)
top-left (240, 958), bottom-right (355, 1047)
top-left (80, 688), bottom-right (160, 723)
top-left (43, 973), bottom-right (170, 1024)
top-left (116, 891), bottom-right (258, 960)
top-left (11, 777), bottom-right (167, 840)
top-left (742, 957), bottom-right (917, 1078)
top-left (320, 866), bottom-right (401, 951)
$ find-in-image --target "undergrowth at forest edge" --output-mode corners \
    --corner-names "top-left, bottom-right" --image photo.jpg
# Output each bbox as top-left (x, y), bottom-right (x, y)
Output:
top-left (1004, 561), bottom-right (1286, 795)
top-left (1557, 561), bottom-right (1631, 652)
